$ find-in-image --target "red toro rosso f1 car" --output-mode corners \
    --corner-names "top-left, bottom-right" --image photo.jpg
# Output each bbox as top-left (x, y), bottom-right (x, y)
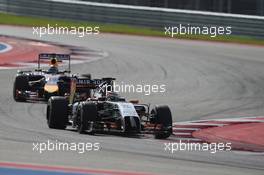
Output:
top-left (46, 77), bottom-right (173, 139)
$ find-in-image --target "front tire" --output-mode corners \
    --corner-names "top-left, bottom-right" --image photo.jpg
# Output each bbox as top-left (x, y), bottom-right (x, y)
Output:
top-left (78, 102), bottom-right (97, 134)
top-left (151, 105), bottom-right (172, 139)
top-left (47, 96), bottom-right (68, 129)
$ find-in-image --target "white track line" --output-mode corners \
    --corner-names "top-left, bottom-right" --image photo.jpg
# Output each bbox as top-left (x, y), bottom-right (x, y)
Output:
top-left (173, 116), bottom-right (264, 126)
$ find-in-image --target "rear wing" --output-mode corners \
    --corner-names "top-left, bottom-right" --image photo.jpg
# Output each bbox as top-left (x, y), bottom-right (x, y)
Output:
top-left (69, 77), bottom-right (116, 104)
top-left (75, 77), bottom-right (115, 89)
top-left (38, 53), bottom-right (71, 72)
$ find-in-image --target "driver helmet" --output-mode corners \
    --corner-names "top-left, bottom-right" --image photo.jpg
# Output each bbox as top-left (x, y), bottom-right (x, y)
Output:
top-left (50, 57), bottom-right (58, 67)
top-left (48, 57), bottom-right (59, 74)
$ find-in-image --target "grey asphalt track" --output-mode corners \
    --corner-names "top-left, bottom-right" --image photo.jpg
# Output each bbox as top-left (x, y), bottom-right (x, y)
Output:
top-left (0, 26), bottom-right (264, 175)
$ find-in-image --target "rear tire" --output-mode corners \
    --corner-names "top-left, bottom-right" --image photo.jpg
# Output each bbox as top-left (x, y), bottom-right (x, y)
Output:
top-left (78, 102), bottom-right (97, 134)
top-left (151, 105), bottom-right (172, 139)
top-left (13, 75), bottom-right (29, 102)
top-left (47, 96), bottom-right (68, 129)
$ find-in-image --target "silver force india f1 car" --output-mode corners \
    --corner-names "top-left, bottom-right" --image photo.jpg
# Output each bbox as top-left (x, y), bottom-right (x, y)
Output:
top-left (13, 53), bottom-right (91, 102)
top-left (46, 77), bottom-right (173, 139)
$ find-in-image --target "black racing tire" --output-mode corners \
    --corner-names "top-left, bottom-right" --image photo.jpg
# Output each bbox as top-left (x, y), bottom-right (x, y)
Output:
top-left (47, 96), bottom-right (68, 129)
top-left (151, 105), bottom-right (173, 139)
top-left (78, 102), bottom-right (97, 134)
top-left (13, 75), bottom-right (29, 102)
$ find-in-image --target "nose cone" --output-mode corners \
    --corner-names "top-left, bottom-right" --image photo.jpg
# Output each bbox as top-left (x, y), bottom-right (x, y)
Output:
top-left (44, 84), bottom-right (59, 93)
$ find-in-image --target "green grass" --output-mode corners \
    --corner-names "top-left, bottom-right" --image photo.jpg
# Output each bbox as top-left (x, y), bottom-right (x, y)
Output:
top-left (0, 12), bottom-right (263, 45)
